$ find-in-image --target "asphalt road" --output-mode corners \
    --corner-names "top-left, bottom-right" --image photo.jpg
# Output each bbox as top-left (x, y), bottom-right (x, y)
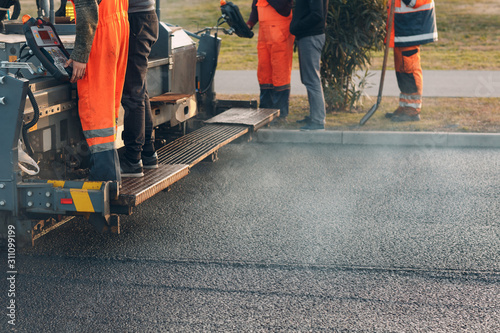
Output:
top-left (2, 143), bottom-right (499, 332)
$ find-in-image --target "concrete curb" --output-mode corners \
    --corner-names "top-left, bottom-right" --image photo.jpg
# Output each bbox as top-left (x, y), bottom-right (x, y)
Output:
top-left (255, 129), bottom-right (500, 148)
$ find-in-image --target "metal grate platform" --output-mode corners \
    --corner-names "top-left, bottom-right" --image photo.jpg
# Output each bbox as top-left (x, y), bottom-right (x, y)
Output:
top-left (114, 125), bottom-right (248, 208)
top-left (157, 124), bottom-right (249, 166)
top-left (115, 164), bottom-right (189, 207)
top-left (113, 107), bottom-right (276, 209)
top-left (204, 108), bottom-right (279, 131)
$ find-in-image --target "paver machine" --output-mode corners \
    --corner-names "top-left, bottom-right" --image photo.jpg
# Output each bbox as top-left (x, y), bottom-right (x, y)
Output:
top-left (0, 0), bottom-right (278, 246)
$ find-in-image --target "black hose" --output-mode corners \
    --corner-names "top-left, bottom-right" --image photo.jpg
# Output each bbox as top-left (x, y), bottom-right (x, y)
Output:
top-left (22, 89), bottom-right (40, 156)
top-left (17, 43), bottom-right (30, 61)
top-left (11, 0), bottom-right (20, 20)
top-left (0, 0), bottom-right (20, 20)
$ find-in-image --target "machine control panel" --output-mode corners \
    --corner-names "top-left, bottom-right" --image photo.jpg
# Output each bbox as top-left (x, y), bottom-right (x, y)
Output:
top-left (23, 17), bottom-right (72, 81)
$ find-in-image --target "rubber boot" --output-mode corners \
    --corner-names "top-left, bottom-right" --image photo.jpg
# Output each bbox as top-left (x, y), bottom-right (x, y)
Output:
top-left (259, 88), bottom-right (274, 109)
top-left (88, 149), bottom-right (121, 182)
top-left (385, 106), bottom-right (405, 118)
top-left (273, 88), bottom-right (290, 118)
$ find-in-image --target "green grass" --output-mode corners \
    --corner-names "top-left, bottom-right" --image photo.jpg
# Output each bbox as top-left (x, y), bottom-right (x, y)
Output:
top-left (219, 94), bottom-right (500, 133)
top-left (371, 0), bottom-right (500, 70)
top-left (16, 0), bottom-right (500, 70)
top-left (12, 0), bottom-right (500, 132)
top-left (160, 0), bottom-right (500, 71)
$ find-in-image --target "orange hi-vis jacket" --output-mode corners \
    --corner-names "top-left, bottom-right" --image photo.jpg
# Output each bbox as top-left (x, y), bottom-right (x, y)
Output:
top-left (255, 0), bottom-right (294, 91)
top-left (387, 0), bottom-right (438, 114)
top-left (388, 0), bottom-right (438, 48)
top-left (77, 0), bottom-right (129, 154)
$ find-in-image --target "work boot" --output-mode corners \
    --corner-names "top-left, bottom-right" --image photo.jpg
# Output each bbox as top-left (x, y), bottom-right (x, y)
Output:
top-left (390, 106), bottom-right (420, 122)
top-left (120, 156), bottom-right (144, 177)
top-left (391, 114), bottom-right (421, 122)
top-left (142, 151), bottom-right (159, 169)
top-left (259, 88), bottom-right (274, 109)
top-left (385, 107), bottom-right (405, 118)
top-left (296, 116), bottom-right (311, 124)
top-left (300, 122), bottom-right (325, 131)
top-left (273, 88), bottom-right (290, 118)
top-left (89, 149), bottom-right (121, 182)
top-left (271, 116), bottom-right (288, 126)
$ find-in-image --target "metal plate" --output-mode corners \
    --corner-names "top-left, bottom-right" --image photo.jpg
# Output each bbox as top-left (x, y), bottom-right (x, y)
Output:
top-left (204, 108), bottom-right (279, 131)
top-left (114, 125), bottom-right (249, 207)
top-left (157, 125), bottom-right (249, 166)
top-left (115, 164), bottom-right (189, 207)
top-left (150, 93), bottom-right (192, 105)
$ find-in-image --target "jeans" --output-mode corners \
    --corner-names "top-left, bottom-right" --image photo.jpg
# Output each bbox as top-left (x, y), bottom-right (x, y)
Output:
top-left (121, 10), bottom-right (159, 161)
top-left (297, 34), bottom-right (326, 125)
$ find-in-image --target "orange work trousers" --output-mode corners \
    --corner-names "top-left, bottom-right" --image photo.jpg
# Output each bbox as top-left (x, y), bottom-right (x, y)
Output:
top-left (77, 0), bottom-right (129, 180)
top-left (256, 4), bottom-right (294, 91)
top-left (394, 45), bottom-right (423, 114)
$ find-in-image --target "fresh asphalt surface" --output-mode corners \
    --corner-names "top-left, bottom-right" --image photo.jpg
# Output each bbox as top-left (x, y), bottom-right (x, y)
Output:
top-left (2, 143), bottom-right (499, 331)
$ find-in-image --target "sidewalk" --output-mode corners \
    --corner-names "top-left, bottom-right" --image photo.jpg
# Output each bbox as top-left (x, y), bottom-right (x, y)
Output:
top-left (215, 70), bottom-right (500, 148)
top-left (215, 70), bottom-right (500, 98)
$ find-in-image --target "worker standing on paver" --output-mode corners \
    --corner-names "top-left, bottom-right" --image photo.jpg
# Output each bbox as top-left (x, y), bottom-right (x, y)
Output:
top-left (385, 0), bottom-right (438, 122)
top-left (65, 0), bottom-right (129, 181)
top-left (120, 0), bottom-right (159, 177)
top-left (247, 0), bottom-right (294, 122)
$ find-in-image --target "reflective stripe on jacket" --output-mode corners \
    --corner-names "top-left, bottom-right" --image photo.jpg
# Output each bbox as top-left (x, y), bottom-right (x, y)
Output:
top-left (389, 0), bottom-right (438, 47)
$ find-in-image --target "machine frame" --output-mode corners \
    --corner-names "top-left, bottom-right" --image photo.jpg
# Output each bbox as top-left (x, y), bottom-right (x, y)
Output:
top-left (0, 1), bottom-right (276, 247)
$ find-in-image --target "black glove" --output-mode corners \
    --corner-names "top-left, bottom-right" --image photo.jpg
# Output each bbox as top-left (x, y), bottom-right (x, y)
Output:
top-left (402, 0), bottom-right (412, 6)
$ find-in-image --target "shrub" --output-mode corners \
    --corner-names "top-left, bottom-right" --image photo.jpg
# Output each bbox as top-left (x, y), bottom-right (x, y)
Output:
top-left (321, 0), bottom-right (386, 112)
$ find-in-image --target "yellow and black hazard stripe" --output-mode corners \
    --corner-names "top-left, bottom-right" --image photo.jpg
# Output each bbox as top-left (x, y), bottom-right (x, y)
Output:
top-left (46, 180), bottom-right (106, 213)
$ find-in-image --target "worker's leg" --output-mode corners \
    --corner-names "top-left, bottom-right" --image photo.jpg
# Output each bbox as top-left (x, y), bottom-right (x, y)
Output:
top-left (78, 0), bottom-right (129, 181)
top-left (257, 22), bottom-right (274, 109)
top-left (394, 45), bottom-right (423, 117)
top-left (273, 88), bottom-right (290, 118)
top-left (143, 94), bottom-right (155, 155)
top-left (256, 6), bottom-right (293, 118)
top-left (269, 21), bottom-right (294, 118)
top-left (78, 51), bottom-right (122, 181)
top-left (121, 10), bottom-right (159, 162)
top-left (297, 34), bottom-right (326, 125)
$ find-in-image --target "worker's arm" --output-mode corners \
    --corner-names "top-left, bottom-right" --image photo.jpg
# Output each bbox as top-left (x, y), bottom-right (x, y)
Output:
top-left (70, 0), bottom-right (98, 63)
top-left (64, 0), bottom-right (98, 82)
top-left (247, 0), bottom-right (258, 29)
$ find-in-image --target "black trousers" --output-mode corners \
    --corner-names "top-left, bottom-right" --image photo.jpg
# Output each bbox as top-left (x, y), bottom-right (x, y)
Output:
top-left (121, 10), bottom-right (159, 161)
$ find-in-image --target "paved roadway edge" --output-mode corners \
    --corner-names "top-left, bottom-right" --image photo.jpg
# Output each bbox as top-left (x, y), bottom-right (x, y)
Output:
top-left (255, 130), bottom-right (500, 148)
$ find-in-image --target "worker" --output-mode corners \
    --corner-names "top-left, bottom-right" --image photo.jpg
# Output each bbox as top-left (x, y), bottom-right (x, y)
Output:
top-left (385, 0), bottom-right (438, 122)
top-left (64, 0), bottom-right (129, 181)
top-left (290, 0), bottom-right (328, 131)
top-left (119, 0), bottom-right (159, 177)
top-left (247, 0), bottom-right (294, 121)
